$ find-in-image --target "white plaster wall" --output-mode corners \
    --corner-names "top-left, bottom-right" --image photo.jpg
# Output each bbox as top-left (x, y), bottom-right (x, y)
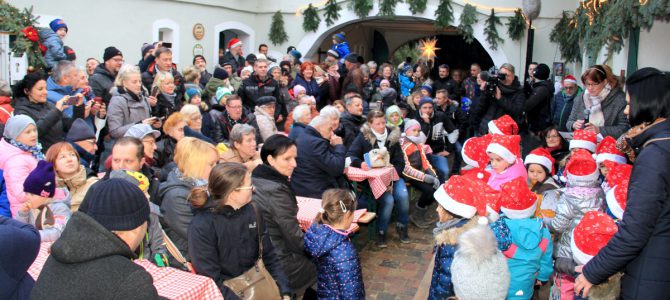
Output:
top-left (638, 21), bottom-right (670, 71)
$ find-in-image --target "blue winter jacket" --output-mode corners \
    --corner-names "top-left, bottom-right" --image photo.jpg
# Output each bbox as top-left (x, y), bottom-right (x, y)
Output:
top-left (0, 170), bottom-right (10, 218)
top-left (331, 42), bottom-right (351, 60)
top-left (503, 217), bottom-right (553, 300)
top-left (551, 90), bottom-right (581, 132)
top-left (38, 28), bottom-right (66, 70)
top-left (304, 223), bottom-right (365, 300)
top-left (398, 73), bottom-right (415, 98)
top-left (0, 216), bottom-right (40, 300)
top-left (429, 218), bottom-right (476, 300)
top-left (46, 77), bottom-right (81, 118)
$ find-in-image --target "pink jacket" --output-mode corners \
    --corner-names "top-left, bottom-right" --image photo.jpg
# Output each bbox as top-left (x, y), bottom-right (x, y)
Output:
top-left (0, 139), bottom-right (39, 216)
top-left (487, 158), bottom-right (528, 191)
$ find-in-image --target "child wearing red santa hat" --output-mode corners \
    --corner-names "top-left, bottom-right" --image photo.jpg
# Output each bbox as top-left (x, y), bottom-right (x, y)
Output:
top-left (524, 147), bottom-right (560, 219)
top-left (486, 134), bottom-right (528, 190)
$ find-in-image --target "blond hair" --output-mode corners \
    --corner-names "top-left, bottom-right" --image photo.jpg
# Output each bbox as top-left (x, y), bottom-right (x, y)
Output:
top-left (152, 71), bottom-right (175, 93)
top-left (182, 65), bottom-right (201, 83)
top-left (174, 137), bottom-right (218, 179)
top-left (114, 64), bottom-right (141, 87)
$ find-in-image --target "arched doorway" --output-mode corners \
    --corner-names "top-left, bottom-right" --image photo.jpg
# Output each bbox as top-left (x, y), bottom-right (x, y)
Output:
top-left (212, 22), bottom-right (255, 66)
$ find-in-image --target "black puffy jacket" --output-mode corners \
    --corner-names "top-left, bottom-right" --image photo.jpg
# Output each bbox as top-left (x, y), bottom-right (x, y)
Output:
top-left (583, 119), bottom-right (670, 299)
top-left (13, 97), bottom-right (84, 152)
top-left (474, 77), bottom-right (525, 135)
top-left (339, 112), bottom-right (366, 150)
top-left (525, 80), bottom-right (555, 133)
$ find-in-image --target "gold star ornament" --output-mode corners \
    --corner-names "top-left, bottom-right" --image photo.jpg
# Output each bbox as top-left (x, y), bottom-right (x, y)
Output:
top-left (419, 37), bottom-right (440, 61)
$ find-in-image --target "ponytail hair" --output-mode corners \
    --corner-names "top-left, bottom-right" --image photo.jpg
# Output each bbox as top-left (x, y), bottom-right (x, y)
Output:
top-left (316, 188), bottom-right (356, 225)
top-left (187, 162), bottom-right (249, 210)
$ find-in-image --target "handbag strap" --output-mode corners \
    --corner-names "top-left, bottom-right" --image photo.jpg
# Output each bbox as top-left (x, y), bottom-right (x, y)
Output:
top-left (162, 229), bottom-right (195, 273)
top-left (250, 202), bottom-right (264, 259)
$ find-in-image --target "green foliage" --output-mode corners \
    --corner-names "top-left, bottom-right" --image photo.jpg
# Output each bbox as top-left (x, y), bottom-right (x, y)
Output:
top-left (407, 0), bottom-right (427, 15)
top-left (324, 0), bottom-right (342, 26)
top-left (392, 42), bottom-right (419, 66)
top-left (349, 0), bottom-right (374, 19)
top-left (269, 11), bottom-right (289, 46)
top-left (458, 4), bottom-right (477, 44)
top-left (302, 4), bottom-right (321, 32)
top-left (378, 0), bottom-right (400, 18)
top-left (507, 9), bottom-right (526, 41)
top-left (434, 0), bottom-right (454, 29)
top-left (0, 1), bottom-right (46, 71)
top-left (550, 11), bottom-right (581, 63)
top-left (484, 9), bottom-right (503, 50)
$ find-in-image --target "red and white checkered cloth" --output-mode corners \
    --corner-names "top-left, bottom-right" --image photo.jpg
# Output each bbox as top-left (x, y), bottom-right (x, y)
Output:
top-left (296, 196), bottom-right (366, 232)
top-left (28, 243), bottom-right (223, 300)
top-left (345, 166), bottom-right (400, 199)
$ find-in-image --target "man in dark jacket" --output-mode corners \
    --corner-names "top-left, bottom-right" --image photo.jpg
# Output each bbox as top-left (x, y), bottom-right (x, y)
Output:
top-left (415, 97), bottom-right (458, 182)
top-left (31, 179), bottom-right (160, 299)
top-left (193, 55), bottom-right (212, 89)
top-left (237, 59), bottom-right (284, 117)
top-left (90, 46), bottom-right (123, 103)
top-left (339, 93), bottom-right (366, 149)
top-left (213, 95), bottom-right (258, 144)
top-left (141, 47), bottom-right (184, 96)
top-left (107, 137), bottom-right (161, 206)
top-left (292, 116), bottom-right (347, 199)
top-left (0, 216), bottom-right (40, 300)
top-left (474, 63), bottom-right (525, 135)
top-left (341, 53), bottom-right (364, 95)
top-left (551, 75), bottom-right (581, 131)
top-left (432, 64), bottom-right (461, 100)
top-left (525, 63), bottom-right (554, 134)
top-left (220, 38), bottom-right (245, 72)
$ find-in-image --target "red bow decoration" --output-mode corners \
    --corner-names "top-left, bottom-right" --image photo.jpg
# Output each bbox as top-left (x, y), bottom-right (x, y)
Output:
top-left (21, 26), bottom-right (39, 42)
top-left (38, 41), bottom-right (47, 54)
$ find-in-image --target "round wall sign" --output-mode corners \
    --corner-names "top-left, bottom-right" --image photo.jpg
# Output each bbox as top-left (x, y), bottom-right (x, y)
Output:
top-left (193, 44), bottom-right (204, 56)
top-left (193, 23), bottom-right (205, 40)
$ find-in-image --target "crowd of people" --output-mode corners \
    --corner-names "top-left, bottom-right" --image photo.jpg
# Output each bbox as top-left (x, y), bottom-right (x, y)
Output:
top-left (1, 18), bottom-right (670, 300)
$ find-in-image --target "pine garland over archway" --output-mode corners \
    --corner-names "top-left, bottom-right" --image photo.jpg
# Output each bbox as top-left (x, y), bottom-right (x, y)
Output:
top-left (484, 9), bottom-right (503, 50)
top-left (324, 0), bottom-right (342, 26)
top-left (434, 0), bottom-right (454, 29)
top-left (302, 4), bottom-right (321, 32)
top-left (458, 3), bottom-right (478, 44)
top-left (407, 0), bottom-right (428, 14)
top-left (269, 11), bottom-right (289, 46)
top-left (349, 0), bottom-right (374, 19)
top-left (507, 9), bottom-right (526, 41)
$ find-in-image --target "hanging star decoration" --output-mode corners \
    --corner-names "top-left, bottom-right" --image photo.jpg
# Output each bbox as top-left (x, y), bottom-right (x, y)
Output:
top-left (418, 37), bottom-right (440, 61)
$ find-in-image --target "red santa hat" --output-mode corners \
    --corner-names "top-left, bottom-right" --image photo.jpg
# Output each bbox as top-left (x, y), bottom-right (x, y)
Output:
top-left (227, 38), bottom-right (243, 50)
top-left (606, 179), bottom-right (629, 220)
top-left (562, 75), bottom-right (578, 85)
top-left (486, 134), bottom-right (521, 164)
top-left (434, 176), bottom-right (488, 221)
top-left (566, 149), bottom-right (599, 184)
top-left (571, 211), bottom-right (618, 265)
top-left (499, 177), bottom-right (538, 219)
top-left (462, 135), bottom-right (492, 169)
top-left (487, 115), bottom-right (519, 135)
top-left (596, 136), bottom-right (627, 165)
top-left (604, 161), bottom-right (632, 187)
top-left (460, 167), bottom-right (491, 183)
top-left (524, 147), bottom-right (555, 175)
top-left (570, 130), bottom-right (597, 153)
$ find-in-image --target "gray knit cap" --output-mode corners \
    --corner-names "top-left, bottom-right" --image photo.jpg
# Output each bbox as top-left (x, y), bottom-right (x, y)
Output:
top-left (3, 115), bottom-right (36, 140)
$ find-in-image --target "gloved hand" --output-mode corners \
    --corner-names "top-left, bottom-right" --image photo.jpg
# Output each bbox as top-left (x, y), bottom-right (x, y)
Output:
top-left (424, 174), bottom-right (440, 189)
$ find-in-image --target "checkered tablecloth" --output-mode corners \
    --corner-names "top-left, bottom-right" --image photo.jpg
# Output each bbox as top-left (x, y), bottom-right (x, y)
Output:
top-left (345, 166), bottom-right (400, 199)
top-left (28, 243), bottom-right (224, 300)
top-left (296, 196), bottom-right (366, 232)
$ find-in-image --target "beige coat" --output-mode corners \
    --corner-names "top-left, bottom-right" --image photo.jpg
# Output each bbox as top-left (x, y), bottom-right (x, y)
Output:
top-left (56, 166), bottom-right (99, 212)
top-left (219, 148), bottom-right (262, 171)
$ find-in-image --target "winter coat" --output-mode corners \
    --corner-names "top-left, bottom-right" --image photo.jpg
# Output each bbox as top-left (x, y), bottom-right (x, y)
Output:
top-left (159, 169), bottom-right (198, 260)
top-left (252, 164), bottom-right (317, 291)
top-left (56, 165), bottom-right (98, 212)
top-left (140, 202), bottom-right (167, 261)
top-left (30, 212), bottom-right (160, 299)
top-left (487, 159), bottom-right (529, 191)
top-left (339, 112), bottom-right (366, 149)
top-left (203, 77), bottom-right (231, 104)
top-left (287, 121), bottom-right (307, 141)
top-left (213, 108), bottom-right (257, 144)
top-left (107, 87), bottom-right (152, 139)
top-left (13, 96), bottom-right (84, 152)
top-left (15, 188), bottom-right (71, 242)
top-left (304, 222), bottom-right (365, 300)
top-left (0, 96), bottom-right (13, 125)
top-left (552, 91), bottom-right (581, 132)
top-left (474, 77), bottom-right (525, 135)
top-left (237, 74), bottom-right (282, 113)
top-left (0, 139), bottom-right (38, 217)
top-left (400, 138), bottom-right (436, 182)
top-left (583, 119), bottom-right (670, 299)
top-left (346, 124), bottom-right (404, 176)
top-left (525, 80), bottom-right (555, 133)
top-left (0, 216), bottom-right (40, 300)
top-left (502, 217), bottom-right (553, 300)
top-left (253, 106), bottom-right (278, 142)
top-left (331, 41), bottom-right (351, 59)
top-left (398, 73), bottom-right (415, 97)
top-left (566, 87), bottom-right (629, 138)
top-left (432, 76), bottom-right (461, 100)
top-left (38, 28), bottom-right (66, 70)
top-left (188, 203), bottom-right (292, 300)
top-left (45, 77), bottom-right (79, 118)
top-left (220, 51), bottom-right (245, 72)
top-left (141, 63), bottom-right (184, 96)
top-left (416, 109), bottom-right (458, 154)
top-left (152, 92), bottom-right (182, 119)
top-left (291, 74), bottom-right (321, 105)
top-left (292, 125), bottom-right (347, 199)
top-left (199, 70), bottom-right (212, 90)
top-left (429, 218), bottom-right (478, 300)
top-left (530, 177), bottom-right (560, 219)
top-left (341, 65), bottom-right (364, 96)
top-left (549, 179), bottom-right (604, 259)
top-left (89, 64), bottom-right (117, 103)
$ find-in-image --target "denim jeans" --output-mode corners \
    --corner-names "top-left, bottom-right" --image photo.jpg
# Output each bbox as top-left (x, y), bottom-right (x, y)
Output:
top-left (357, 178), bottom-right (410, 232)
top-left (429, 154), bottom-right (450, 182)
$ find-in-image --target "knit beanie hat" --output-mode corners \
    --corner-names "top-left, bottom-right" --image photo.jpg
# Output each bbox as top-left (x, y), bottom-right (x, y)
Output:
top-left (571, 211), bottom-right (618, 265)
top-left (487, 115), bottom-right (519, 135)
top-left (24, 160), bottom-right (56, 198)
top-left (216, 87), bottom-right (233, 102)
top-left (452, 225), bottom-right (510, 300)
top-left (566, 149), bottom-right (599, 185)
top-left (332, 32), bottom-right (346, 43)
top-left (3, 115), bottom-right (36, 140)
top-left (49, 18), bottom-right (68, 33)
top-left (213, 67), bottom-right (229, 80)
top-left (486, 134), bottom-right (521, 164)
top-left (344, 53), bottom-right (358, 63)
top-left (524, 147), bottom-right (555, 175)
top-left (109, 170), bottom-right (150, 193)
top-left (293, 85), bottom-right (306, 96)
top-left (103, 46), bottom-right (123, 62)
top-left (184, 88), bottom-right (201, 102)
top-left (570, 130), bottom-right (597, 153)
top-left (418, 97), bottom-right (434, 109)
top-left (327, 49), bottom-right (339, 59)
top-left (420, 84), bottom-right (433, 95)
top-left (380, 88), bottom-right (397, 101)
top-left (78, 179), bottom-right (150, 231)
top-left (227, 38), bottom-right (242, 50)
top-left (596, 136), bottom-right (626, 165)
top-left (404, 119), bottom-right (421, 134)
top-left (385, 105), bottom-right (402, 120)
top-left (66, 118), bottom-right (96, 142)
top-left (380, 79), bottom-right (390, 87)
top-left (141, 43), bottom-right (155, 58)
top-left (290, 49), bottom-right (302, 62)
top-left (499, 177), bottom-right (538, 219)
top-left (245, 53), bottom-right (257, 64)
top-left (533, 63), bottom-right (550, 81)
top-left (64, 46), bottom-right (76, 61)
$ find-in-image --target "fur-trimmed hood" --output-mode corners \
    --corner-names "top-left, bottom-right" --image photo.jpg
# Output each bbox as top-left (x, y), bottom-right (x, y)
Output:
top-left (434, 218), bottom-right (479, 246)
top-left (360, 123), bottom-right (401, 147)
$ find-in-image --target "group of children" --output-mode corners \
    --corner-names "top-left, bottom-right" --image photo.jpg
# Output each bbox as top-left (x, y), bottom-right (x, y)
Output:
top-left (305, 113), bottom-right (632, 300)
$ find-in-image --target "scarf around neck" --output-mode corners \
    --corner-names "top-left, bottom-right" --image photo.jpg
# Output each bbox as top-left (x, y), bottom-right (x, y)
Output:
top-left (8, 138), bottom-right (45, 160)
top-left (584, 83), bottom-right (612, 127)
top-left (433, 218), bottom-right (464, 237)
top-left (372, 128), bottom-right (388, 148)
top-left (406, 132), bottom-right (427, 145)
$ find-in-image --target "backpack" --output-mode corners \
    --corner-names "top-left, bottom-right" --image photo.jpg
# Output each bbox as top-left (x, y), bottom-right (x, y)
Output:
top-left (0, 169), bottom-right (11, 218)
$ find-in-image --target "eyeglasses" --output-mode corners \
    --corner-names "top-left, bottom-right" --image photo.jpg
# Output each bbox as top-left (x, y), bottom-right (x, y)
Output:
top-left (585, 81), bottom-right (603, 88)
top-left (563, 86), bottom-right (577, 91)
top-left (235, 185), bottom-right (255, 191)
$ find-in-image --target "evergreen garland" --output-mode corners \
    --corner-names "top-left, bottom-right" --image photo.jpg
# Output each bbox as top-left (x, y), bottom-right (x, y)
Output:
top-left (407, 0), bottom-right (427, 15)
top-left (349, 0), bottom-right (374, 19)
top-left (507, 9), bottom-right (526, 41)
top-left (302, 4), bottom-right (321, 32)
top-left (269, 11), bottom-right (289, 46)
top-left (549, 11), bottom-right (581, 63)
top-left (434, 0), bottom-right (454, 29)
top-left (484, 9), bottom-right (504, 50)
top-left (458, 4), bottom-right (477, 44)
top-left (378, 0), bottom-right (400, 18)
top-left (0, 1), bottom-right (46, 71)
top-left (324, 0), bottom-right (342, 26)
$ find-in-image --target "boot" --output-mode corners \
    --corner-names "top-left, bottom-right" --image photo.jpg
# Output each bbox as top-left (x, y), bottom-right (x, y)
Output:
top-left (396, 224), bottom-right (410, 244)
top-left (426, 201), bottom-right (439, 223)
top-left (376, 231), bottom-right (388, 248)
top-left (410, 204), bottom-right (433, 229)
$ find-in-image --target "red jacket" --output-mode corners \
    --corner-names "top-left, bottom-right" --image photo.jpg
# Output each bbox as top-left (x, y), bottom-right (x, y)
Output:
top-left (0, 96), bottom-right (13, 124)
